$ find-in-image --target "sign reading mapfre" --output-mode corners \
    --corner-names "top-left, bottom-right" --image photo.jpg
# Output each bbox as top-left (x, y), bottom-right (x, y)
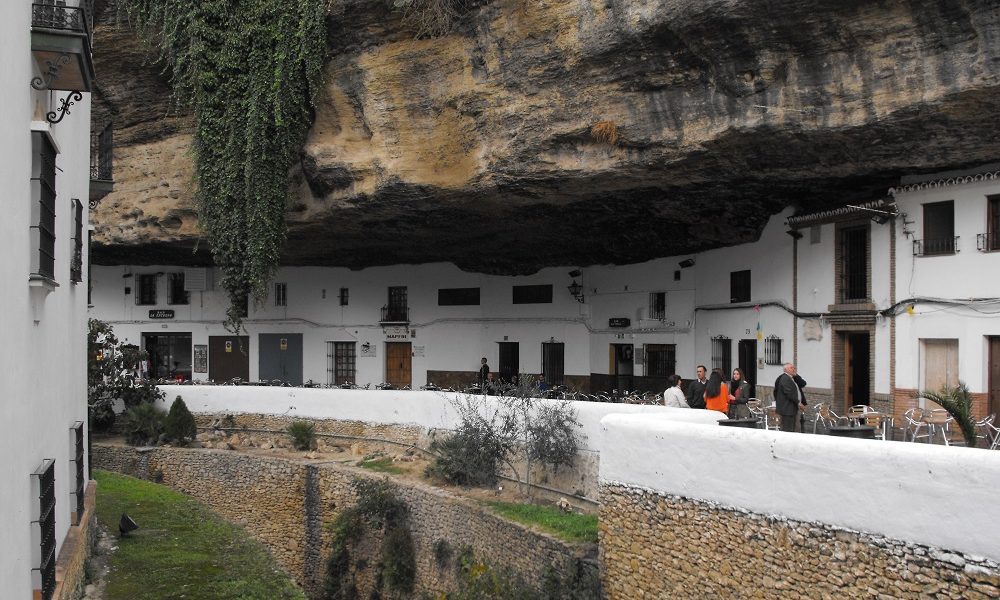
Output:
top-left (148, 309), bottom-right (175, 319)
top-left (608, 317), bottom-right (631, 328)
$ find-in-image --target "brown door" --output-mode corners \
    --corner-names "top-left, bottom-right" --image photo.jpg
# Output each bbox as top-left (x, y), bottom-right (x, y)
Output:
top-left (209, 336), bottom-right (250, 382)
top-left (990, 337), bottom-right (1000, 416)
top-left (844, 332), bottom-right (871, 409)
top-left (385, 342), bottom-right (412, 388)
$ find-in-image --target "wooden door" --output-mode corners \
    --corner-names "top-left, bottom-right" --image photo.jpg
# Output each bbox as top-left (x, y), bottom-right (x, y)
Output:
top-left (385, 342), bottom-right (411, 388)
top-left (845, 333), bottom-right (870, 408)
top-left (738, 339), bottom-right (757, 397)
top-left (989, 337), bottom-right (1000, 416)
top-left (208, 336), bottom-right (249, 383)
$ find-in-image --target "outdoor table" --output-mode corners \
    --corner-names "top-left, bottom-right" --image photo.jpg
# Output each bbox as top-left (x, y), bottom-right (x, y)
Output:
top-left (827, 425), bottom-right (876, 439)
top-left (718, 418), bottom-right (759, 428)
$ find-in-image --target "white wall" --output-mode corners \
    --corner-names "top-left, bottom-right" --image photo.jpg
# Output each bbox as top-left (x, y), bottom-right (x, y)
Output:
top-left (1, 2), bottom-right (92, 595)
top-left (893, 177), bottom-right (1000, 393)
top-left (600, 414), bottom-right (1000, 562)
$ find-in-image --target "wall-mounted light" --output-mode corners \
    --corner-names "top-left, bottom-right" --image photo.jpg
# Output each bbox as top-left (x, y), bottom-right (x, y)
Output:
top-left (568, 269), bottom-right (582, 278)
top-left (567, 280), bottom-right (584, 303)
top-left (678, 258), bottom-right (695, 269)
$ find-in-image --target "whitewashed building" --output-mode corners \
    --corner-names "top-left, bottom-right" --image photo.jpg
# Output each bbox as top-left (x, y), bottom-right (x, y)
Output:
top-left (2, 1), bottom-right (108, 598)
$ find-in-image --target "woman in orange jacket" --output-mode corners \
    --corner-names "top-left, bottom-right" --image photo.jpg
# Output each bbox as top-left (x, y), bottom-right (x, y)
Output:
top-left (704, 368), bottom-right (730, 412)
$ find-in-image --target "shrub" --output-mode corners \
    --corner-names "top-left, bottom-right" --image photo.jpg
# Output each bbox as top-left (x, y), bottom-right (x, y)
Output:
top-left (120, 403), bottom-right (165, 446)
top-left (164, 396), bottom-right (197, 444)
top-left (590, 120), bottom-right (620, 146)
top-left (526, 402), bottom-right (581, 473)
top-left (381, 525), bottom-right (415, 593)
top-left (90, 402), bottom-right (116, 433)
top-left (914, 382), bottom-right (978, 447)
top-left (287, 420), bottom-right (316, 450)
top-left (425, 413), bottom-right (509, 487)
top-left (433, 539), bottom-right (453, 569)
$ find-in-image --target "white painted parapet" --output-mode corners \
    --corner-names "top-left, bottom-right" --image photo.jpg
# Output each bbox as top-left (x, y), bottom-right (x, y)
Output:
top-left (599, 413), bottom-right (1000, 562)
top-left (155, 386), bottom-right (724, 453)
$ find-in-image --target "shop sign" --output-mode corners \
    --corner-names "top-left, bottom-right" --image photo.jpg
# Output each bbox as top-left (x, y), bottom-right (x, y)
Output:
top-left (609, 317), bottom-right (631, 328)
top-left (385, 326), bottom-right (409, 340)
top-left (149, 309), bottom-right (175, 319)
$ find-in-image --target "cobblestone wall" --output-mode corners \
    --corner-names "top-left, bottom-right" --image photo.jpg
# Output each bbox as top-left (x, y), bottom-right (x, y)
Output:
top-left (93, 444), bottom-right (594, 598)
top-left (600, 483), bottom-right (1000, 599)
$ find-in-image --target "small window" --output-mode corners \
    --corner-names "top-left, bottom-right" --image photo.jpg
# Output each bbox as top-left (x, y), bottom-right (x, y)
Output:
top-left (645, 344), bottom-right (676, 377)
top-left (711, 336), bottom-right (732, 375)
top-left (512, 284), bottom-right (553, 304)
top-left (339, 287), bottom-right (349, 306)
top-left (810, 225), bottom-right (821, 245)
top-left (136, 274), bottom-right (157, 305)
top-left (649, 292), bottom-right (666, 320)
top-left (327, 341), bottom-right (356, 385)
top-left (764, 336), bottom-right (783, 365)
top-left (438, 287), bottom-right (480, 306)
top-left (168, 273), bottom-right (190, 305)
top-left (70, 200), bottom-right (83, 283)
top-left (920, 200), bottom-right (955, 256)
top-left (985, 195), bottom-right (1000, 251)
top-left (730, 270), bottom-right (751, 303)
top-left (274, 282), bottom-right (287, 307)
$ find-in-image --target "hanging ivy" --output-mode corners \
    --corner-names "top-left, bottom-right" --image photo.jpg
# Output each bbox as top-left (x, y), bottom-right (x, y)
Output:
top-left (119, 0), bottom-right (327, 331)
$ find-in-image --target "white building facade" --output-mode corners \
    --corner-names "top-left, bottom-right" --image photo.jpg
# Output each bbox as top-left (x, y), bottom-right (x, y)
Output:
top-left (2, 1), bottom-right (105, 598)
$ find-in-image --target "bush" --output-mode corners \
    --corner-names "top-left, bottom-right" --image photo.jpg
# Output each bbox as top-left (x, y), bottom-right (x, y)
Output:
top-left (90, 402), bottom-right (116, 433)
top-left (287, 420), bottom-right (316, 450)
top-left (526, 402), bottom-right (581, 472)
top-left (425, 409), bottom-right (510, 487)
top-left (120, 403), bottom-right (165, 446)
top-left (381, 524), bottom-right (415, 593)
top-left (164, 396), bottom-right (197, 444)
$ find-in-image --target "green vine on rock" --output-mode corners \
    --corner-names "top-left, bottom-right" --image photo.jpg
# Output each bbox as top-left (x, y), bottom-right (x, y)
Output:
top-left (119, 0), bottom-right (327, 331)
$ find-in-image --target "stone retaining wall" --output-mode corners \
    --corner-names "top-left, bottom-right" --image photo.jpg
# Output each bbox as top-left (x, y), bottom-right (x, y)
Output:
top-left (600, 483), bottom-right (1000, 599)
top-left (54, 481), bottom-right (97, 600)
top-left (92, 444), bottom-right (595, 599)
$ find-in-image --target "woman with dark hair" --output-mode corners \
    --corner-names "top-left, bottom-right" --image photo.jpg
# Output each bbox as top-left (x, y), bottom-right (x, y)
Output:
top-left (663, 374), bottom-right (689, 408)
top-left (704, 368), bottom-right (729, 412)
top-left (728, 367), bottom-right (751, 418)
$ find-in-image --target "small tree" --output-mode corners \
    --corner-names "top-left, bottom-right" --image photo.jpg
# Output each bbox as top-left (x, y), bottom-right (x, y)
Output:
top-left (914, 382), bottom-right (978, 447)
top-left (88, 318), bottom-right (164, 431)
top-left (164, 396), bottom-right (197, 444)
top-left (287, 420), bottom-right (317, 450)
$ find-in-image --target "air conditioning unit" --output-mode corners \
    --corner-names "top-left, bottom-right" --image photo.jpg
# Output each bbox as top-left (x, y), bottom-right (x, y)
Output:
top-left (183, 268), bottom-right (213, 291)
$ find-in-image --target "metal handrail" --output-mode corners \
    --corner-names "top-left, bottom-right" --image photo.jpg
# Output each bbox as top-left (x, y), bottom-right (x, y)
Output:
top-left (31, 1), bottom-right (93, 40)
top-left (913, 236), bottom-right (959, 256)
top-left (977, 232), bottom-right (1000, 252)
top-left (380, 305), bottom-right (409, 323)
top-left (91, 122), bottom-right (113, 181)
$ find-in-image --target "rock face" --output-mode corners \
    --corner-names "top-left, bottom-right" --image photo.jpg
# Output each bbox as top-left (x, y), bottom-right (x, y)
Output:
top-left (90, 0), bottom-right (1000, 274)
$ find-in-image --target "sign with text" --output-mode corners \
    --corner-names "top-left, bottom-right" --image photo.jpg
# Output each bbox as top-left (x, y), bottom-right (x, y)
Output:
top-left (384, 326), bottom-right (409, 340)
top-left (193, 345), bottom-right (207, 373)
top-left (608, 317), bottom-right (631, 328)
top-left (149, 309), bottom-right (175, 319)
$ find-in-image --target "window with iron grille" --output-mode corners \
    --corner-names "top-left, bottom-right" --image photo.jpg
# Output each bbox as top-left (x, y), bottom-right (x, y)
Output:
top-left (645, 344), bottom-right (676, 377)
top-left (711, 336), bottom-right (732, 374)
top-left (32, 459), bottom-right (56, 600)
top-left (339, 287), bottom-right (349, 306)
top-left (168, 273), bottom-right (189, 305)
top-left (920, 200), bottom-right (955, 256)
top-left (70, 200), bottom-right (83, 283)
top-left (839, 226), bottom-right (869, 302)
top-left (136, 274), bottom-right (157, 305)
top-left (71, 422), bottom-right (85, 524)
top-left (438, 287), bottom-right (480, 306)
top-left (274, 282), bottom-right (287, 307)
top-left (649, 292), bottom-right (666, 320)
top-left (541, 342), bottom-right (564, 385)
top-left (764, 336), bottom-right (782, 365)
top-left (327, 342), bottom-right (356, 385)
top-left (31, 132), bottom-right (57, 280)
top-left (730, 270), bottom-right (751, 303)
top-left (512, 284), bottom-right (552, 304)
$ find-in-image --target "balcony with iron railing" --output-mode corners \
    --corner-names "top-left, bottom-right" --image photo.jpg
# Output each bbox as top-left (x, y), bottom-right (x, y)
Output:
top-left (380, 305), bottom-right (410, 324)
top-left (913, 236), bottom-right (959, 257)
top-left (30, 0), bottom-right (95, 92)
top-left (89, 122), bottom-right (113, 205)
top-left (977, 232), bottom-right (1000, 252)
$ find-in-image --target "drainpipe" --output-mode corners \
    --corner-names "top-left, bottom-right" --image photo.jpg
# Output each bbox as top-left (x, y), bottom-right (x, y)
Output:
top-left (792, 232), bottom-right (799, 366)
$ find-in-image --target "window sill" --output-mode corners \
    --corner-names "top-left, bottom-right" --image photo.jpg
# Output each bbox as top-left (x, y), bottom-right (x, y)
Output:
top-left (29, 273), bottom-right (59, 292)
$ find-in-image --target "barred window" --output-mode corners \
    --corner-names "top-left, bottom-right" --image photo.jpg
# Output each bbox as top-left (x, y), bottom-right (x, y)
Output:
top-left (649, 292), bottom-right (666, 320)
top-left (169, 273), bottom-right (190, 305)
top-left (327, 342), bottom-right (356, 385)
top-left (711, 336), bottom-right (732, 374)
top-left (764, 336), bottom-right (783, 365)
top-left (136, 274), bottom-right (157, 305)
top-left (274, 282), bottom-right (287, 307)
top-left (31, 132), bottom-right (57, 280)
top-left (70, 200), bottom-right (83, 283)
top-left (71, 422), bottom-right (85, 524)
top-left (339, 287), bottom-right (349, 306)
top-left (645, 344), bottom-right (676, 377)
top-left (32, 459), bottom-right (56, 600)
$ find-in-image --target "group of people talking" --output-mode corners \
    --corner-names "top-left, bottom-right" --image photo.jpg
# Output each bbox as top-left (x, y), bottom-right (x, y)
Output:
top-left (663, 362), bottom-right (807, 429)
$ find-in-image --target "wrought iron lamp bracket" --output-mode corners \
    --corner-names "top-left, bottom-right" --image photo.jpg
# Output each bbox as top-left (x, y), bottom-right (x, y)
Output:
top-left (46, 91), bottom-right (84, 124)
top-left (30, 53), bottom-right (71, 91)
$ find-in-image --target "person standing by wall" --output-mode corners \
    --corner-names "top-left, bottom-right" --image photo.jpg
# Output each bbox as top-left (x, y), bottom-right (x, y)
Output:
top-left (704, 368), bottom-right (730, 412)
top-left (728, 368), bottom-right (751, 419)
top-left (478, 357), bottom-right (490, 388)
top-left (686, 365), bottom-right (708, 409)
top-left (663, 374), bottom-right (689, 408)
top-left (774, 363), bottom-right (807, 432)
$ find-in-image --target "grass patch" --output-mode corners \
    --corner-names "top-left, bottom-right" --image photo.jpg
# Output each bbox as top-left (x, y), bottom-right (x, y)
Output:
top-left (357, 457), bottom-right (405, 475)
top-left (486, 500), bottom-right (598, 544)
top-left (94, 470), bottom-right (305, 600)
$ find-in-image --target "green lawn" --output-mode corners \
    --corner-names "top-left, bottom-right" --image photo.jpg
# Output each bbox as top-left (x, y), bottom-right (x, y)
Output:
top-left (486, 500), bottom-right (598, 544)
top-left (357, 456), bottom-right (405, 475)
top-left (94, 470), bottom-right (305, 600)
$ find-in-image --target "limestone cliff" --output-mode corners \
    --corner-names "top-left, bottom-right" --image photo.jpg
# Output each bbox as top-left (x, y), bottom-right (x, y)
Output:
top-left (90, 0), bottom-right (1000, 273)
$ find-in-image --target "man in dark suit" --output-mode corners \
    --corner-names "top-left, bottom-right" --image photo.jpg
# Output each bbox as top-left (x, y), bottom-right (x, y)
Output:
top-left (686, 365), bottom-right (708, 409)
top-left (773, 363), bottom-right (807, 432)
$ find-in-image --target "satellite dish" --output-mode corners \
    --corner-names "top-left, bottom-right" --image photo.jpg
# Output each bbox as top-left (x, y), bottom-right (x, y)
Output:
top-left (119, 512), bottom-right (139, 536)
